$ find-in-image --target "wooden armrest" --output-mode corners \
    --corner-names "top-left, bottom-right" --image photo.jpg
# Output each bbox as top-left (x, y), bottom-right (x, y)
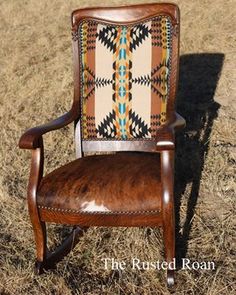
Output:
top-left (156, 112), bottom-right (186, 150)
top-left (168, 112), bottom-right (186, 132)
top-left (19, 109), bottom-right (80, 149)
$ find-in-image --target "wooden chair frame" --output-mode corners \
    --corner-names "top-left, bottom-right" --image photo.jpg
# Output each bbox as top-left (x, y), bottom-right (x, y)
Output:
top-left (19, 3), bottom-right (185, 287)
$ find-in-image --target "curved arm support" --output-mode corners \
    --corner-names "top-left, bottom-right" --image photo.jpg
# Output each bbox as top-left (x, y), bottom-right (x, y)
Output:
top-left (161, 149), bottom-right (175, 285)
top-left (19, 106), bottom-right (80, 150)
top-left (27, 138), bottom-right (46, 261)
top-left (161, 150), bottom-right (174, 212)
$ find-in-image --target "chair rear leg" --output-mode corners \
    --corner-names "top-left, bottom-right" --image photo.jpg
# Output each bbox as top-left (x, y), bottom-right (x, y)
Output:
top-left (31, 217), bottom-right (86, 274)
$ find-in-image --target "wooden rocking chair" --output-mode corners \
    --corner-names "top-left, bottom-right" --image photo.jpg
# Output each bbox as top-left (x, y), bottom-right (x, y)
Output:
top-left (19, 3), bottom-right (185, 287)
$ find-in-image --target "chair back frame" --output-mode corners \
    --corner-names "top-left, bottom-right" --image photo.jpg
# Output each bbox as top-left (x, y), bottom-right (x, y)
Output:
top-left (71, 3), bottom-right (180, 154)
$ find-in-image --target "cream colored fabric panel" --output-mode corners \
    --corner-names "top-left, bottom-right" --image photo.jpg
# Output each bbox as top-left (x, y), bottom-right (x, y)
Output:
top-left (79, 17), bottom-right (172, 140)
top-left (95, 24), bottom-right (113, 136)
top-left (131, 21), bottom-right (152, 131)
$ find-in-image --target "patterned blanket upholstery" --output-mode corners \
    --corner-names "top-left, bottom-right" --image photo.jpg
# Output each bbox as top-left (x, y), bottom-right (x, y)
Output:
top-left (79, 16), bottom-right (172, 140)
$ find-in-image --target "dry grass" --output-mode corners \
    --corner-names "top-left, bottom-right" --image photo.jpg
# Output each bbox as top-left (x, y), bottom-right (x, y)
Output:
top-left (0, 0), bottom-right (235, 294)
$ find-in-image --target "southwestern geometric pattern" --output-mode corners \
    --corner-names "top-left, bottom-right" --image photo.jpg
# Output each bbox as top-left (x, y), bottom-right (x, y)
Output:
top-left (79, 16), bottom-right (172, 139)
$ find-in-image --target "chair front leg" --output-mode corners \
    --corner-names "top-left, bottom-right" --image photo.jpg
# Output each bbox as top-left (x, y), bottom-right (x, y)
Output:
top-left (161, 150), bottom-right (175, 288)
top-left (26, 137), bottom-right (87, 273)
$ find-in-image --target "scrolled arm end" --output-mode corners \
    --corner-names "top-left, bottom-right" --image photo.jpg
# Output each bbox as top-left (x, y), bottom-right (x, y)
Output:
top-left (155, 112), bottom-right (186, 150)
top-left (19, 109), bottom-right (80, 150)
top-left (19, 128), bottom-right (43, 149)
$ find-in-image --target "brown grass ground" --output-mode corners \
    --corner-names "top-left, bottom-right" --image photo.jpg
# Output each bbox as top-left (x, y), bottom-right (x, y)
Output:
top-left (0, 0), bottom-right (235, 294)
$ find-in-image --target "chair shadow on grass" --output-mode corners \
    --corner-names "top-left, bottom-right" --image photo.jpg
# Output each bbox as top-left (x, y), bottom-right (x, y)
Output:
top-left (175, 53), bottom-right (224, 265)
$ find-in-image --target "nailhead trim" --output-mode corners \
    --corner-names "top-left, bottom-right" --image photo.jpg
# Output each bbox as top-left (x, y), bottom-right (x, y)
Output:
top-left (82, 138), bottom-right (156, 142)
top-left (38, 205), bottom-right (160, 215)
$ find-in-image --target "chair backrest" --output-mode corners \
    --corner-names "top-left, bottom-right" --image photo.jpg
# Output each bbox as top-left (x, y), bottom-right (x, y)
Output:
top-left (72, 3), bottom-right (179, 154)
